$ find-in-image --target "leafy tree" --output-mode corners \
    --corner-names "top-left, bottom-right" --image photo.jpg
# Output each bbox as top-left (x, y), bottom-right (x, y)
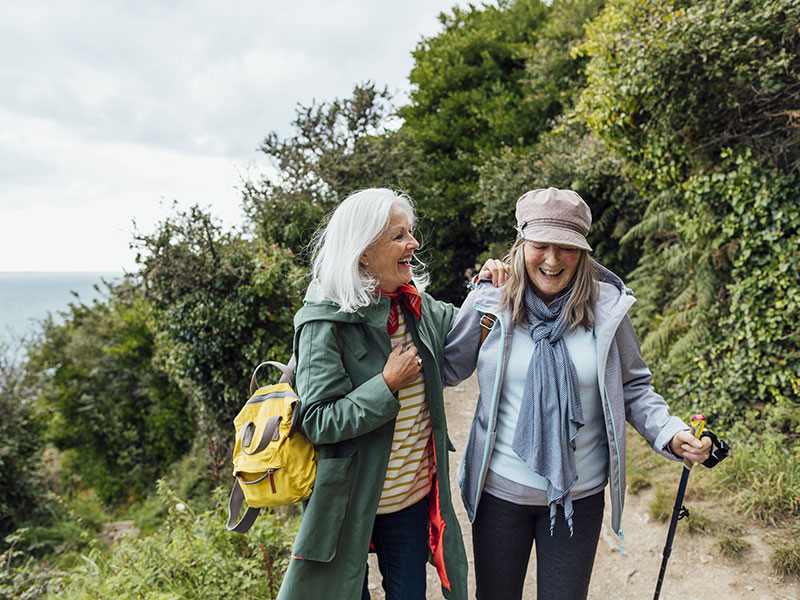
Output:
top-left (523, 0), bottom-right (606, 113)
top-left (468, 0), bottom-right (640, 276)
top-left (578, 0), bottom-right (800, 179)
top-left (135, 206), bottom-right (305, 478)
top-left (576, 0), bottom-right (800, 432)
top-left (400, 0), bottom-right (554, 300)
top-left (30, 286), bottom-right (193, 504)
top-left (0, 338), bottom-right (48, 538)
top-left (243, 83), bottom-right (418, 259)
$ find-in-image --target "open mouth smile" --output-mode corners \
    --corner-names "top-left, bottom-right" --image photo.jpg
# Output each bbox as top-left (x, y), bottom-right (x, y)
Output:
top-left (539, 268), bottom-right (564, 278)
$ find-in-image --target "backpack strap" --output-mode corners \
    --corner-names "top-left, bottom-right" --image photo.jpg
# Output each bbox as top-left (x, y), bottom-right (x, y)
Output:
top-left (480, 313), bottom-right (497, 346)
top-left (226, 478), bottom-right (261, 533)
top-left (249, 332), bottom-right (345, 395)
top-left (250, 360), bottom-right (294, 395)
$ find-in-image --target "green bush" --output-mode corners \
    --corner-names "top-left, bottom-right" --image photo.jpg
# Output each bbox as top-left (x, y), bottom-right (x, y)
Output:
top-left (0, 339), bottom-right (48, 539)
top-left (578, 0), bottom-right (800, 178)
top-left (44, 483), bottom-right (299, 600)
top-left (29, 288), bottom-right (193, 505)
top-left (575, 0), bottom-right (800, 435)
top-left (136, 209), bottom-right (306, 476)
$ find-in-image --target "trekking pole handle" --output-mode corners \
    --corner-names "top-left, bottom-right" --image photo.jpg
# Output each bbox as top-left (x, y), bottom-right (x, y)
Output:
top-left (684, 414), bottom-right (706, 467)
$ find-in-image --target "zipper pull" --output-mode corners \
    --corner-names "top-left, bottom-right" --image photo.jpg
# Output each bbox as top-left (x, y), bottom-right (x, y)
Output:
top-left (268, 470), bottom-right (277, 493)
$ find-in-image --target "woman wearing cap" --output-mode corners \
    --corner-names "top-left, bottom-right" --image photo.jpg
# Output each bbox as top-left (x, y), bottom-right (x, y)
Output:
top-left (277, 188), bottom-right (472, 600)
top-left (443, 187), bottom-right (711, 600)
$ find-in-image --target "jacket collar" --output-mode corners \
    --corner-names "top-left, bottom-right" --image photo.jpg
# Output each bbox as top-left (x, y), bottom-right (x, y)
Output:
top-left (294, 281), bottom-right (396, 330)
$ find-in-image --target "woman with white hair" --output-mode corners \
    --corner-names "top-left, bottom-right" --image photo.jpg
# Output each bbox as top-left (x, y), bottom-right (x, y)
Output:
top-left (444, 187), bottom-right (711, 600)
top-left (277, 188), bottom-right (470, 600)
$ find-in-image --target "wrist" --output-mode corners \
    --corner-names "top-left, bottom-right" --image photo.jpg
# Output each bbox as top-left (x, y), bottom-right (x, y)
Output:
top-left (382, 373), bottom-right (398, 394)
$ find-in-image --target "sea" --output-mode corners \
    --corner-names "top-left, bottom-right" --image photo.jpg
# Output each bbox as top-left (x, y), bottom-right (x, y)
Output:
top-left (0, 272), bottom-right (123, 357)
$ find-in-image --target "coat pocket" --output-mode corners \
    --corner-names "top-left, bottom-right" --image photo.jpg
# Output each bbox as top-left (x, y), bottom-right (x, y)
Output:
top-left (290, 454), bottom-right (356, 562)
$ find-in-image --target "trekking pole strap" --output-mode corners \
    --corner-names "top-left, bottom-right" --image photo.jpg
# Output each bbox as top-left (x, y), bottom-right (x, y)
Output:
top-left (700, 429), bottom-right (731, 468)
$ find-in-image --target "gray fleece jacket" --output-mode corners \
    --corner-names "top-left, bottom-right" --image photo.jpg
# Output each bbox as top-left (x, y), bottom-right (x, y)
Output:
top-left (443, 265), bottom-right (687, 546)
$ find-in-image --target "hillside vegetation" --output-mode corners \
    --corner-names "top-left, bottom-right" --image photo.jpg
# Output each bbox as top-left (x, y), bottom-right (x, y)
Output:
top-left (2, 0), bottom-right (798, 597)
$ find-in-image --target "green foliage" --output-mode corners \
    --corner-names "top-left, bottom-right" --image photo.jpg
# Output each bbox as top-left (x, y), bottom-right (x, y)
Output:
top-left (400, 0), bottom-right (555, 299)
top-left (0, 536), bottom-right (64, 600)
top-left (578, 0), bottom-right (800, 179)
top-left (714, 434), bottom-right (800, 527)
top-left (135, 206), bottom-right (305, 477)
top-left (29, 287), bottom-right (193, 505)
top-left (576, 0), bottom-right (800, 435)
top-left (523, 0), bottom-right (606, 112)
top-left (630, 155), bottom-right (800, 432)
top-left (243, 83), bottom-right (418, 258)
top-left (0, 339), bottom-right (49, 539)
top-left (127, 451), bottom-right (214, 536)
top-left (4, 483), bottom-right (299, 600)
top-left (3, 490), bottom-right (101, 562)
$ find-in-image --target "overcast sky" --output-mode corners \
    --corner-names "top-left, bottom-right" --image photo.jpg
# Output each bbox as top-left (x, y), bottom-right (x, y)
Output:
top-left (0, 0), bottom-right (461, 272)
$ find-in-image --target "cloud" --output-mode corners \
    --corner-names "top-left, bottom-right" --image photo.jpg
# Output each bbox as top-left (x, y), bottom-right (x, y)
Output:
top-left (0, 0), bottom-right (459, 270)
top-left (0, 0), bottom-right (454, 156)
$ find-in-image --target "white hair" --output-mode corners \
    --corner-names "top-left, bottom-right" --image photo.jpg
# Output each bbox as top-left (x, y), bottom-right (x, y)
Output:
top-left (310, 188), bottom-right (429, 312)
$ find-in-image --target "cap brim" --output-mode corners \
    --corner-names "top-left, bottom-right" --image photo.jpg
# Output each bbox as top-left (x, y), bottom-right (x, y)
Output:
top-left (521, 227), bottom-right (592, 252)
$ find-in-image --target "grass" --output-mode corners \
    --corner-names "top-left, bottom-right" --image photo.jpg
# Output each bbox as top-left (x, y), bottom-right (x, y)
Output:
top-left (627, 425), bottom-right (800, 578)
top-left (684, 506), bottom-right (714, 534)
top-left (716, 534), bottom-right (750, 559)
top-left (647, 487), bottom-right (674, 522)
top-left (626, 467), bottom-right (652, 494)
top-left (646, 486), bottom-right (715, 534)
top-left (713, 434), bottom-right (800, 526)
top-left (772, 542), bottom-right (800, 577)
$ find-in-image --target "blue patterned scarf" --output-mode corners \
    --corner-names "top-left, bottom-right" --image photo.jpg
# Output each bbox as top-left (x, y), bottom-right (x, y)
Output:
top-left (512, 284), bottom-right (584, 535)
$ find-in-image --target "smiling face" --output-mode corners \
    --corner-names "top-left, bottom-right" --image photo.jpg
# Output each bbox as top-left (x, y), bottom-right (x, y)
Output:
top-left (523, 241), bottom-right (581, 304)
top-left (361, 206), bottom-right (419, 293)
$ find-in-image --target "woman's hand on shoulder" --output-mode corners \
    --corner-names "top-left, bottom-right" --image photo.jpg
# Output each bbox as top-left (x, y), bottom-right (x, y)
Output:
top-left (669, 430), bottom-right (712, 463)
top-left (478, 259), bottom-right (510, 287)
top-left (382, 344), bottom-right (423, 394)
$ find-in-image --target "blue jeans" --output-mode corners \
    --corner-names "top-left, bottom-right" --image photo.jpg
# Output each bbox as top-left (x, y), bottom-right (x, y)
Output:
top-left (361, 496), bottom-right (429, 600)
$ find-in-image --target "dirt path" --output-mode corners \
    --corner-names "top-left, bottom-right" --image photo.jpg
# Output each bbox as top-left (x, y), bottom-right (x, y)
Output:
top-left (368, 373), bottom-right (799, 599)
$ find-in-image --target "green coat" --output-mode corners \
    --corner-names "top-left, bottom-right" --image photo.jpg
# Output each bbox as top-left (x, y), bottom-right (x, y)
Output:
top-left (276, 286), bottom-right (468, 600)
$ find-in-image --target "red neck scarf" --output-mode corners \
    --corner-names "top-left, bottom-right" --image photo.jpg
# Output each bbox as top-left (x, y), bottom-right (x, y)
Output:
top-left (378, 283), bottom-right (422, 334)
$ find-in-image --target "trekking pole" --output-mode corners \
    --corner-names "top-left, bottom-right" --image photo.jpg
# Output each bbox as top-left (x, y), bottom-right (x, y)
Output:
top-left (652, 414), bottom-right (705, 600)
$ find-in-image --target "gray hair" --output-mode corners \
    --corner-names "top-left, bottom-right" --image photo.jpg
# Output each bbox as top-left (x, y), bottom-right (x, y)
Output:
top-left (310, 188), bottom-right (429, 312)
top-left (499, 238), bottom-right (597, 331)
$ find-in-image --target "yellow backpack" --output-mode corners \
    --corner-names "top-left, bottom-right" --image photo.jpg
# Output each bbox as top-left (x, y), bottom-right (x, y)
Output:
top-left (226, 359), bottom-right (318, 533)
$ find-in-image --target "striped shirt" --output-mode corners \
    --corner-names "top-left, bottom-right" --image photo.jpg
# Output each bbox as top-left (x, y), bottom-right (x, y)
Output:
top-left (377, 310), bottom-right (433, 514)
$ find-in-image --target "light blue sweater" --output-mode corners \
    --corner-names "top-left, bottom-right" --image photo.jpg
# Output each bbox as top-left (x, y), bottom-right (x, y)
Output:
top-left (488, 323), bottom-right (608, 500)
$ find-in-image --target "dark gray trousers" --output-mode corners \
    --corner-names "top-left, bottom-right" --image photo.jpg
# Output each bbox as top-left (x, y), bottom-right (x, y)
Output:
top-left (472, 490), bottom-right (604, 600)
